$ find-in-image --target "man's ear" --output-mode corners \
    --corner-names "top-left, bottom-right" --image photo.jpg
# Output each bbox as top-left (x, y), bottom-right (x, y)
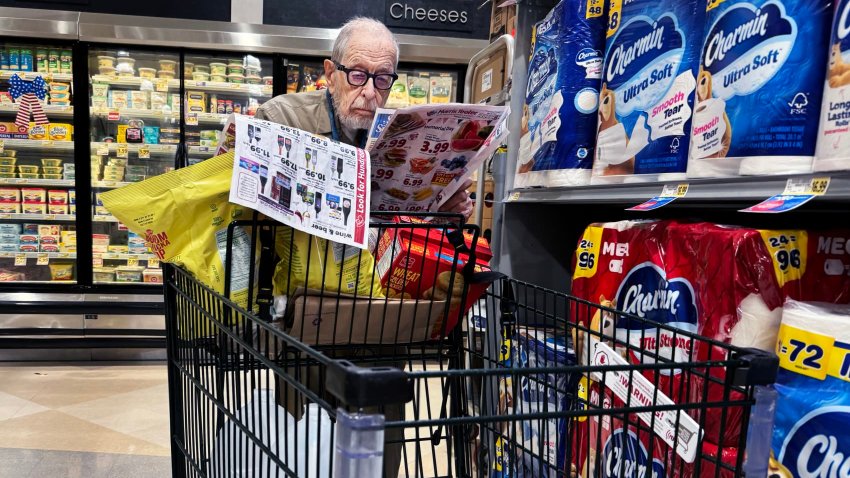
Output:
top-left (323, 59), bottom-right (336, 94)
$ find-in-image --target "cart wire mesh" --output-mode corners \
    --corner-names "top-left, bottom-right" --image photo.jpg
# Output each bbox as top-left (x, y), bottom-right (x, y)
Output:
top-left (164, 214), bottom-right (777, 478)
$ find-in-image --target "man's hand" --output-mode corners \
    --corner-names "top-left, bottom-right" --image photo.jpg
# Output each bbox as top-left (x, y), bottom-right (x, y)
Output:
top-left (438, 179), bottom-right (474, 220)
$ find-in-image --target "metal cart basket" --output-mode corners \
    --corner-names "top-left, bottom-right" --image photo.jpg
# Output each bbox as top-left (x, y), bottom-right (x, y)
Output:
top-left (164, 214), bottom-right (778, 478)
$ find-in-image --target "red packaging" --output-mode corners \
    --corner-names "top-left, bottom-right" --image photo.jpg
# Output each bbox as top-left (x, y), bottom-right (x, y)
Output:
top-left (375, 222), bottom-right (492, 337)
top-left (765, 229), bottom-right (850, 304)
top-left (570, 220), bottom-right (785, 477)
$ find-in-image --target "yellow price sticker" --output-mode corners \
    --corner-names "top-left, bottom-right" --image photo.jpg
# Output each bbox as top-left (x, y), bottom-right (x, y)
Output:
top-left (508, 191), bottom-right (521, 201)
top-left (661, 183), bottom-right (689, 198)
top-left (155, 79), bottom-right (169, 92)
top-left (93, 255), bottom-right (103, 267)
top-left (777, 323), bottom-right (832, 380)
top-left (127, 257), bottom-right (139, 267)
top-left (97, 145), bottom-right (109, 156)
top-left (14, 253), bottom-right (26, 266)
top-left (148, 257), bottom-right (160, 269)
top-left (812, 177), bottom-right (830, 195)
top-left (117, 145), bottom-right (129, 158)
top-left (36, 253), bottom-right (49, 266)
top-left (186, 112), bottom-right (199, 126)
top-left (138, 145), bottom-right (150, 159)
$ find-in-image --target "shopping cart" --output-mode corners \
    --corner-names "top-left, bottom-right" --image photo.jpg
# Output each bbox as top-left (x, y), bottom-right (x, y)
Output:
top-left (164, 213), bottom-right (778, 478)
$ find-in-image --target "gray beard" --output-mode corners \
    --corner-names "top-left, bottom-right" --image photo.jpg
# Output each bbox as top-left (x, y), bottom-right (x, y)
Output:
top-left (331, 90), bottom-right (375, 131)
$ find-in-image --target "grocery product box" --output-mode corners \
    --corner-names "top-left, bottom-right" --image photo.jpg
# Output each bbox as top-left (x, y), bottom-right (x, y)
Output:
top-left (22, 224), bottom-right (39, 234)
top-left (143, 268), bottom-right (163, 283)
top-left (22, 202), bottom-right (46, 214)
top-left (19, 234), bottom-right (38, 244)
top-left (0, 243), bottom-right (18, 252)
top-left (39, 235), bottom-right (59, 245)
top-left (40, 243), bottom-right (59, 253)
top-left (48, 204), bottom-right (67, 215)
top-left (0, 233), bottom-right (18, 244)
top-left (107, 245), bottom-right (128, 254)
top-left (0, 202), bottom-right (20, 214)
top-left (39, 224), bottom-right (60, 236)
top-left (92, 234), bottom-right (110, 246)
top-left (18, 244), bottom-right (37, 252)
top-left (0, 224), bottom-right (21, 234)
top-left (0, 187), bottom-right (19, 202)
top-left (48, 190), bottom-right (67, 205)
top-left (0, 122), bottom-right (30, 140)
top-left (21, 188), bottom-right (45, 203)
top-left (375, 222), bottom-right (493, 337)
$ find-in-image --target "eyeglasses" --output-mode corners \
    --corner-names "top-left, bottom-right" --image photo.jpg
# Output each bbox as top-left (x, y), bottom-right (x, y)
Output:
top-left (333, 61), bottom-right (398, 90)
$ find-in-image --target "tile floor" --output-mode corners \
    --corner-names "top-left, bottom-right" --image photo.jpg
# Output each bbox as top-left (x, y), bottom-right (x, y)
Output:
top-left (0, 362), bottom-right (171, 478)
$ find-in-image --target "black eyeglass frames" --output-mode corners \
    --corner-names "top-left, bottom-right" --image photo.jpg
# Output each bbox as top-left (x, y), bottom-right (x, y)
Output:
top-left (333, 61), bottom-right (398, 90)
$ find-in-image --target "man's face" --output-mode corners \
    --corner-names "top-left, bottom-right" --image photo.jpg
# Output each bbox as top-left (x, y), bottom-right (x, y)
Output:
top-left (325, 34), bottom-right (397, 130)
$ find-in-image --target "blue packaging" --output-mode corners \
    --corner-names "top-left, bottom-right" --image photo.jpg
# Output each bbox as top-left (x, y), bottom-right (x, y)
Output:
top-left (509, 329), bottom-right (578, 477)
top-left (0, 50), bottom-right (8, 70)
top-left (815, 0), bottom-right (850, 172)
top-left (0, 224), bottom-right (20, 234)
top-left (771, 300), bottom-right (850, 477)
top-left (514, 0), bottom-right (607, 188)
top-left (688, 0), bottom-right (831, 177)
top-left (591, 0), bottom-right (706, 183)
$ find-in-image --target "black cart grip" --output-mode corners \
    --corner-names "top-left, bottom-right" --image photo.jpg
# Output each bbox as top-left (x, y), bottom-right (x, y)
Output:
top-left (326, 360), bottom-right (414, 409)
top-left (732, 348), bottom-right (779, 387)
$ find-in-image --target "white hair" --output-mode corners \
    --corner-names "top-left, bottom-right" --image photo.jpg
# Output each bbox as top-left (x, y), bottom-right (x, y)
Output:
top-left (331, 17), bottom-right (399, 66)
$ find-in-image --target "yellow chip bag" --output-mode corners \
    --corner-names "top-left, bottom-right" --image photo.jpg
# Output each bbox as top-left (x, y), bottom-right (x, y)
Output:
top-left (99, 152), bottom-right (255, 312)
top-left (273, 226), bottom-right (384, 298)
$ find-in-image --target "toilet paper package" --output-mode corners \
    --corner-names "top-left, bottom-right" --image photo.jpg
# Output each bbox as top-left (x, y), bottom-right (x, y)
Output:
top-left (770, 300), bottom-right (850, 477)
top-left (590, 0), bottom-right (706, 184)
top-left (571, 220), bottom-right (786, 476)
top-left (688, 0), bottom-right (831, 177)
top-left (815, 0), bottom-right (850, 172)
top-left (508, 329), bottom-right (579, 477)
top-left (514, 0), bottom-right (607, 188)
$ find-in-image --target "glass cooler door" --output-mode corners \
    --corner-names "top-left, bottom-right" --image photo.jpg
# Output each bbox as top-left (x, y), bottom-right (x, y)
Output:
top-left (184, 52), bottom-right (273, 165)
top-left (285, 60), bottom-right (326, 95)
top-left (88, 47), bottom-right (180, 285)
top-left (0, 42), bottom-right (77, 284)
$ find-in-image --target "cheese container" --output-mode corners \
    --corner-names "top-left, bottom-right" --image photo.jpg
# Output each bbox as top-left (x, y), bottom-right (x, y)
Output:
top-left (21, 188), bottom-right (46, 202)
top-left (21, 203), bottom-right (46, 214)
top-left (0, 188), bottom-right (19, 202)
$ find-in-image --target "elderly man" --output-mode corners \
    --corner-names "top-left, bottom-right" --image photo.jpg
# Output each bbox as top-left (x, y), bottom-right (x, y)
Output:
top-left (257, 17), bottom-right (471, 477)
top-left (256, 16), bottom-right (473, 217)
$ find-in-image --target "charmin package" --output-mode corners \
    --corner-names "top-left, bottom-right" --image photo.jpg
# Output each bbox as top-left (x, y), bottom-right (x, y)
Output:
top-left (100, 152), bottom-right (257, 311)
top-left (514, 0), bottom-right (606, 188)
top-left (771, 300), bottom-right (850, 476)
top-left (571, 220), bottom-right (786, 476)
top-left (815, 0), bottom-right (850, 172)
top-left (688, 0), bottom-right (831, 177)
top-left (510, 329), bottom-right (578, 477)
top-left (591, 0), bottom-right (705, 184)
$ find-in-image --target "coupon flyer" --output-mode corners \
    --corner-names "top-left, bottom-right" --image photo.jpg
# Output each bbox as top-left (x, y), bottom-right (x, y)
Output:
top-left (367, 104), bottom-right (509, 212)
top-left (228, 115), bottom-right (371, 249)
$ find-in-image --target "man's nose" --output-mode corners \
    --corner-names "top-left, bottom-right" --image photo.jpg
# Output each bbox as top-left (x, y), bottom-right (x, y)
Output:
top-left (360, 78), bottom-right (378, 99)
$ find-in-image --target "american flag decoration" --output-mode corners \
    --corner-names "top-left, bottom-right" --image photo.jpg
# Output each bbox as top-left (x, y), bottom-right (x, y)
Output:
top-left (9, 74), bottom-right (48, 128)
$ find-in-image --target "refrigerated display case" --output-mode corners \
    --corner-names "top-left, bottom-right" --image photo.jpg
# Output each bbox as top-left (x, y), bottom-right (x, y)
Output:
top-left (0, 7), bottom-right (486, 357)
top-left (0, 40), bottom-right (78, 285)
top-left (184, 52), bottom-right (273, 165)
top-left (88, 46), bottom-right (180, 286)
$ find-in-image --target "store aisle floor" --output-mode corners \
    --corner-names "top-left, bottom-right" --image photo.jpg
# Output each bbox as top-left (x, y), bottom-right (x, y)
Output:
top-left (0, 362), bottom-right (171, 478)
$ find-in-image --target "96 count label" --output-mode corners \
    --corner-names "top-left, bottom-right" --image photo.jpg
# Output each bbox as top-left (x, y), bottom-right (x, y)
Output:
top-left (759, 230), bottom-right (807, 287)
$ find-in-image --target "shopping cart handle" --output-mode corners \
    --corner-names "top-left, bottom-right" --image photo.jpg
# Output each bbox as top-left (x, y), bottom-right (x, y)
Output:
top-left (732, 348), bottom-right (779, 387)
top-left (326, 359), bottom-right (414, 409)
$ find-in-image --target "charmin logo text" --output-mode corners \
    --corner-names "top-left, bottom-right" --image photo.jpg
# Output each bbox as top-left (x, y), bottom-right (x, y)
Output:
top-left (602, 428), bottom-right (667, 478)
top-left (780, 407), bottom-right (850, 477)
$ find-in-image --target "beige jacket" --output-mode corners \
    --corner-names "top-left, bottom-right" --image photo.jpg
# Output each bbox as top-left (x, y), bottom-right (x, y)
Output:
top-left (255, 89), bottom-right (360, 146)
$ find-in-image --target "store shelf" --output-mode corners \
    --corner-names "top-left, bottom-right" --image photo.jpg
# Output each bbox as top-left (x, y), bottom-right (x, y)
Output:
top-left (92, 214), bottom-right (120, 222)
top-left (185, 80), bottom-right (272, 97)
top-left (92, 180), bottom-right (132, 189)
top-left (506, 173), bottom-right (850, 205)
top-left (91, 107), bottom-right (179, 122)
top-left (90, 142), bottom-right (177, 155)
top-left (188, 145), bottom-right (218, 156)
top-left (0, 252), bottom-right (76, 259)
top-left (91, 75), bottom-right (179, 89)
top-left (0, 213), bottom-right (75, 222)
top-left (0, 139), bottom-right (74, 151)
top-left (11, 280), bottom-right (75, 284)
top-left (0, 104), bottom-right (74, 117)
top-left (95, 253), bottom-right (156, 261)
top-left (94, 281), bottom-right (159, 286)
top-left (0, 71), bottom-right (73, 82)
top-left (195, 112), bottom-right (229, 124)
top-left (0, 178), bottom-right (74, 187)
